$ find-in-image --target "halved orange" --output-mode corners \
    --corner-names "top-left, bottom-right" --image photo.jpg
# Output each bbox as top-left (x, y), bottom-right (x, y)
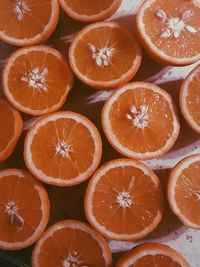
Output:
top-left (168, 154), bottom-right (200, 229)
top-left (32, 220), bottom-right (112, 267)
top-left (0, 99), bottom-right (23, 162)
top-left (102, 82), bottom-right (180, 160)
top-left (3, 46), bottom-right (74, 116)
top-left (0, 0), bottom-right (59, 46)
top-left (180, 64), bottom-right (200, 134)
top-left (59, 0), bottom-right (122, 22)
top-left (116, 243), bottom-right (190, 267)
top-left (136, 0), bottom-right (200, 65)
top-left (24, 111), bottom-right (102, 186)
top-left (85, 158), bottom-right (163, 241)
top-left (69, 21), bottom-right (142, 90)
top-left (0, 169), bottom-right (50, 250)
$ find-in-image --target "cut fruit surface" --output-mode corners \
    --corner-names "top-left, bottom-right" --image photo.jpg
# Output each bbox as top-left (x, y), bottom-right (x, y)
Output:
top-left (69, 21), bottom-right (142, 89)
top-left (32, 220), bottom-right (112, 267)
top-left (168, 154), bottom-right (200, 229)
top-left (116, 243), bottom-right (190, 267)
top-left (59, 0), bottom-right (122, 22)
top-left (0, 169), bottom-right (50, 250)
top-left (0, 99), bottom-right (23, 162)
top-left (24, 111), bottom-right (102, 186)
top-left (3, 46), bottom-right (74, 116)
top-left (180, 64), bottom-right (200, 134)
top-left (0, 0), bottom-right (59, 46)
top-left (85, 159), bottom-right (163, 241)
top-left (136, 0), bottom-right (200, 65)
top-left (102, 82), bottom-right (180, 160)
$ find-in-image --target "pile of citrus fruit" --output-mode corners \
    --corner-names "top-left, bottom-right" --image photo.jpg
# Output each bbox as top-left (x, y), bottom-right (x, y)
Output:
top-left (0, 0), bottom-right (199, 266)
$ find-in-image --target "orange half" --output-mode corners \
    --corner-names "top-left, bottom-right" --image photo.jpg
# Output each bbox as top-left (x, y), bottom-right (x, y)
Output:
top-left (180, 64), bottom-right (200, 134)
top-left (59, 0), bottom-right (122, 22)
top-left (102, 82), bottom-right (180, 160)
top-left (0, 0), bottom-right (59, 46)
top-left (32, 220), bottom-right (112, 267)
top-left (3, 46), bottom-right (74, 116)
top-left (168, 154), bottom-right (200, 229)
top-left (85, 159), bottom-right (163, 241)
top-left (136, 0), bottom-right (200, 65)
top-left (0, 99), bottom-right (23, 162)
top-left (24, 111), bottom-right (102, 186)
top-left (69, 21), bottom-right (142, 89)
top-left (116, 243), bottom-right (190, 267)
top-left (0, 169), bottom-right (50, 250)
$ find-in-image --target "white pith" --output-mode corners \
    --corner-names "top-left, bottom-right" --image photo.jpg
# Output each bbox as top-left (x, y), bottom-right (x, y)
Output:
top-left (0, 0), bottom-right (58, 45)
top-left (137, 0), bottom-right (200, 64)
top-left (0, 169), bottom-right (49, 249)
top-left (156, 9), bottom-right (197, 39)
top-left (55, 141), bottom-right (72, 158)
top-left (4, 201), bottom-right (24, 231)
top-left (116, 191), bottom-right (133, 208)
top-left (180, 65), bottom-right (200, 134)
top-left (88, 43), bottom-right (115, 67)
top-left (126, 105), bottom-right (149, 129)
top-left (21, 67), bottom-right (48, 92)
top-left (3, 46), bottom-right (73, 115)
top-left (69, 21), bottom-right (142, 88)
top-left (24, 112), bottom-right (102, 186)
top-left (32, 221), bottom-right (111, 267)
top-left (102, 82), bottom-right (180, 160)
top-left (169, 154), bottom-right (200, 229)
top-left (63, 249), bottom-right (89, 267)
top-left (15, 0), bottom-right (30, 21)
top-left (85, 159), bottom-right (162, 240)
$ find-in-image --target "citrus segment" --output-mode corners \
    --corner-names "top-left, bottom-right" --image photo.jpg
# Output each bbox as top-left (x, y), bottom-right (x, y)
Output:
top-left (136, 0), bottom-right (200, 65)
top-left (116, 243), bottom-right (190, 267)
top-left (85, 159), bottom-right (163, 241)
top-left (59, 0), bottom-right (122, 22)
top-left (0, 0), bottom-right (59, 46)
top-left (0, 99), bottom-right (23, 162)
top-left (69, 21), bottom-right (142, 89)
top-left (168, 154), bottom-right (200, 229)
top-left (180, 64), bottom-right (200, 134)
top-left (3, 46), bottom-right (74, 116)
top-left (0, 169), bottom-right (50, 250)
top-left (24, 111), bottom-right (102, 186)
top-left (102, 82), bottom-right (180, 160)
top-left (32, 220), bottom-right (112, 267)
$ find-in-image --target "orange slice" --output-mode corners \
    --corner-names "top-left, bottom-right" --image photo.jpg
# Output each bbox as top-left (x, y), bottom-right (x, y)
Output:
top-left (32, 220), bottom-right (112, 267)
top-left (168, 154), bottom-right (200, 229)
top-left (116, 243), bottom-right (190, 267)
top-left (0, 0), bottom-right (59, 46)
top-left (3, 46), bottom-right (74, 116)
top-left (102, 82), bottom-right (180, 160)
top-left (136, 0), bottom-right (200, 65)
top-left (85, 159), bottom-right (163, 241)
top-left (180, 64), bottom-right (200, 134)
top-left (69, 21), bottom-right (142, 90)
top-left (24, 111), bottom-right (102, 186)
top-left (59, 0), bottom-right (122, 22)
top-left (0, 99), bottom-right (23, 162)
top-left (0, 169), bottom-right (50, 250)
